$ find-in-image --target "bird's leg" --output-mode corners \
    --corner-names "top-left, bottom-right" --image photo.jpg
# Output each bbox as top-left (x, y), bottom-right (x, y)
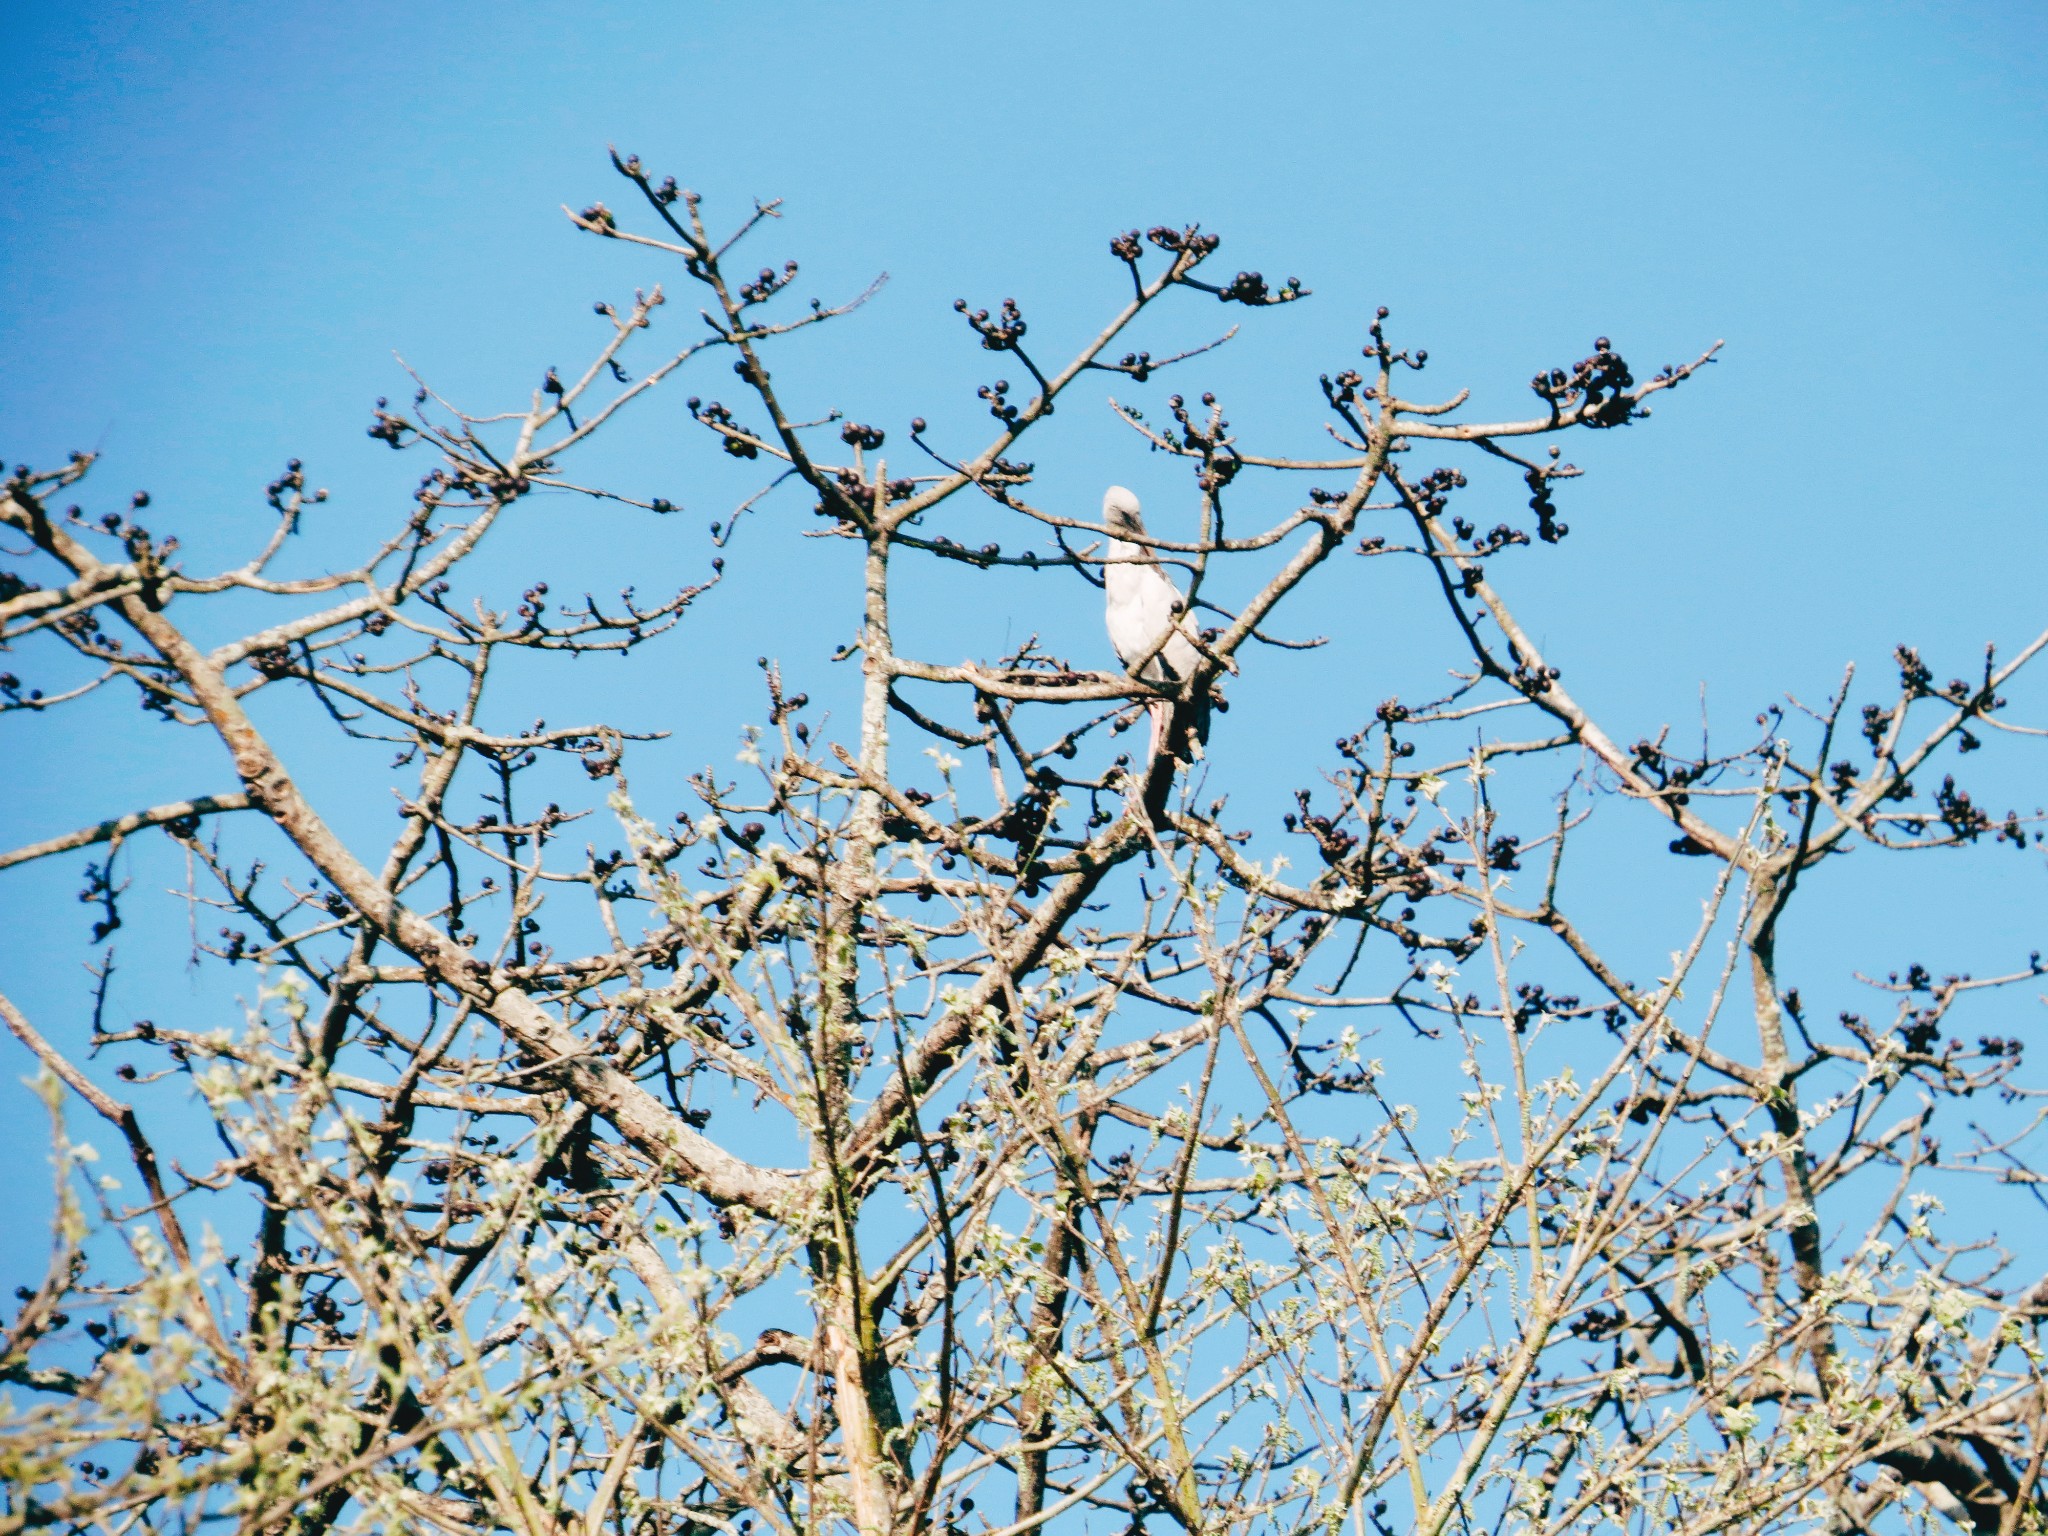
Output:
top-left (1148, 700), bottom-right (1170, 762)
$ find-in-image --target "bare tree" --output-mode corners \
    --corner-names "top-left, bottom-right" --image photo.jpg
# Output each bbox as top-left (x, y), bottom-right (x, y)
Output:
top-left (4, 151), bottom-right (2046, 1536)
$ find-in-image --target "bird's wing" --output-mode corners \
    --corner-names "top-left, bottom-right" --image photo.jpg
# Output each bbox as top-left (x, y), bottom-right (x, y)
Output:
top-left (1106, 555), bottom-right (1200, 685)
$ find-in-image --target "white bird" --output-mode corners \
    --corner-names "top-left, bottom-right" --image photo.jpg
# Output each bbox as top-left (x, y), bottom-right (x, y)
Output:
top-left (1102, 485), bottom-right (1210, 761)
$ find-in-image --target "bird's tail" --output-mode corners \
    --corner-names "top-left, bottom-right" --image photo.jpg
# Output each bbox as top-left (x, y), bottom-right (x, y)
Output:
top-left (1166, 683), bottom-right (1217, 763)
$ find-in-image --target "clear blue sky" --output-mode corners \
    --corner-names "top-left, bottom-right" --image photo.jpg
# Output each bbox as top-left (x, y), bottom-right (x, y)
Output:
top-left (3, 3), bottom-right (2044, 1248)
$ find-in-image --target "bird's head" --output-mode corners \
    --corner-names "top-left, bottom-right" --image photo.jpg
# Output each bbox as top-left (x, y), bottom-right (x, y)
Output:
top-left (1102, 485), bottom-right (1145, 537)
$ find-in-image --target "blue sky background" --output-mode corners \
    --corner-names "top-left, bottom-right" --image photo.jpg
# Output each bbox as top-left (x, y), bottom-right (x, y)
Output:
top-left (2, 2), bottom-right (2044, 1272)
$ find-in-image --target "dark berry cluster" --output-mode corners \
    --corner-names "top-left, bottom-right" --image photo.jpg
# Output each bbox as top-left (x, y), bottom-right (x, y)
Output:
top-left (689, 398), bottom-right (760, 459)
top-left (740, 261), bottom-right (799, 305)
top-left (1531, 338), bottom-right (1637, 426)
top-left (956, 297), bottom-right (1027, 351)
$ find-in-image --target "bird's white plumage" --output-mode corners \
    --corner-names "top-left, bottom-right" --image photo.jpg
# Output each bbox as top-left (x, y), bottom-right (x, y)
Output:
top-left (1102, 485), bottom-right (1211, 763)
top-left (1101, 486), bottom-right (1201, 687)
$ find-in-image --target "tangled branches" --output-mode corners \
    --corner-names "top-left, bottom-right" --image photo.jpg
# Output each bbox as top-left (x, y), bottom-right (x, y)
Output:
top-left (3, 152), bottom-right (2045, 1536)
